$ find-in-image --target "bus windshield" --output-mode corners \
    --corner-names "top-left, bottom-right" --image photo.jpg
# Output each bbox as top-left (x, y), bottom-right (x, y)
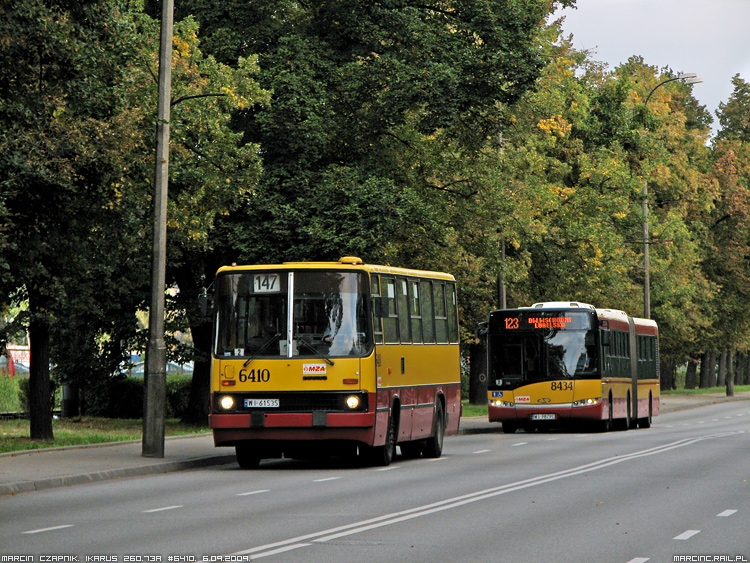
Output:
top-left (214, 271), bottom-right (372, 359)
top-left (488, 311), bottom-right (599, 389)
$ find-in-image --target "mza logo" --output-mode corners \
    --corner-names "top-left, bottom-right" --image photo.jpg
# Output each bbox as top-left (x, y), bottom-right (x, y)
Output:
top-left (303, 364), bottom-right (327, 375)
top-left (515, 395), bottom-right (531, 403)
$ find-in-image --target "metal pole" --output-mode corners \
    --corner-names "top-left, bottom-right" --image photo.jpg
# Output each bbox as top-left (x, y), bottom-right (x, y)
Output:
top-left (642, 182), bottom-right (650, 319)
top-left (641, 73), bottom-right (702, 320)
top-left (143, 0), bottom-right (174, 458)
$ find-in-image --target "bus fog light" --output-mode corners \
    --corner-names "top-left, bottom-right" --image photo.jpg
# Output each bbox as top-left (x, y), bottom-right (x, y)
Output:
top-left (219, 395), bottom-right (235, 410)
top-left (345, 395), bottom-right (360, 409)
top-left (572, 398), bottom-right (600, 407)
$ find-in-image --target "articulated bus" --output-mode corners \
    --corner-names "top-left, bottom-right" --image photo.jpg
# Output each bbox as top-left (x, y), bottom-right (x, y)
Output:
top-left (209, 257), bottom-right (461, 467)
top-left (486, 302), bottom-right (659, 433)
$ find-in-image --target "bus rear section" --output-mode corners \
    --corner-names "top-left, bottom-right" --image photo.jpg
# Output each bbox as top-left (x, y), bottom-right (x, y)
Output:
top-left (486, 302), bottom-right (659, 433)
top-left (208, 259), bottom-right (461, 467)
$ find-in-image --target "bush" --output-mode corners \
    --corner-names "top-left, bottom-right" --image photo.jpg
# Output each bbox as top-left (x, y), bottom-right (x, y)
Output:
top-left (0, 373), bottom-right (24, 412)
top-left (80, 375), bottom-right (192, 419)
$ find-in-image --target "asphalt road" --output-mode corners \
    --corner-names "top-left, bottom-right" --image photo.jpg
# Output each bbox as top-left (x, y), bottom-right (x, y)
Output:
top-left (3, 401), bottom-right (749, 562)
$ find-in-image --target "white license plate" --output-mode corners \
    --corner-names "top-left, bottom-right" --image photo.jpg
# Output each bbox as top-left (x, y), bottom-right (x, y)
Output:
top-left (531, 414), bottom-right (556, 421)
top-left (244, 399), bottom-right (280, 408)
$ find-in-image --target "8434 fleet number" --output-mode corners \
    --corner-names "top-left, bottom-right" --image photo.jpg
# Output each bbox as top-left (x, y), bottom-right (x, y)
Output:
top-left (550, 381), bottom-right (573, 391)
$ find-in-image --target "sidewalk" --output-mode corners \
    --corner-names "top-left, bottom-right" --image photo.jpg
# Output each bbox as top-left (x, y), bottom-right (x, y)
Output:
top-left (1, 393), bottom-right (748, 496)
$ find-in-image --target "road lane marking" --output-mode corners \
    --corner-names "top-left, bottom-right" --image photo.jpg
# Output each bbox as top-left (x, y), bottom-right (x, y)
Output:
top-left (718, 509), bottom-right (737, 517)
top-left (626, 558), bottom-right (650, 563)
top-left (473, 449), bottom-right (491, 454)
top-left (512, 442), bottom-right (527, 447)
top-left (143, 505), bottom-right (183, 513)
top-left (234, 432), bottom-right (743, 558)
top-left (375, 466), bottom-right (400, 472)
top-left (674, 530), bottom-right (700, 540)
top-left (313, 477), bottom-right (341, 482)
top-left (22, 525), bottom-right (74, 534)
top-left (237, 490), bottom-right (270, 496)
top-left (251, 543), bottom-right (311, 559)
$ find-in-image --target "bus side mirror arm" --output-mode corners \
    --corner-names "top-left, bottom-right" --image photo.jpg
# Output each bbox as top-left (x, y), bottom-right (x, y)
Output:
top-left (198, 293), bottom-right (213, 318)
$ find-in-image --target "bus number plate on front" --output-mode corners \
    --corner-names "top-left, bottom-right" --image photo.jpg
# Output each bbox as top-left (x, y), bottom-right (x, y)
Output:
top-left (531, 414), bottom-right (556, 421)
top-left (244, 399), bottom-right (280, 408)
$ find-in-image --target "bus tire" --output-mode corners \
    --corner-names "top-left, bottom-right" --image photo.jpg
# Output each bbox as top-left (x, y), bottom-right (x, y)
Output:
top-left (236, 444), bottom-right (262, 469)
top-left (616, 394), bottom-right (631, 431)
top-left (599, 395), bottom-right (613, 432)
top-left (423, 401), bottom-right (445, 458)
top-left (366, 414), bottom-right (396, 466)
top-left (638, 396), bottom-right (653, 429)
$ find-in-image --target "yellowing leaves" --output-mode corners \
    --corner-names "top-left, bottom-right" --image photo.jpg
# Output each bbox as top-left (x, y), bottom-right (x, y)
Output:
top-left (537, 114), bottom-right (571, 137)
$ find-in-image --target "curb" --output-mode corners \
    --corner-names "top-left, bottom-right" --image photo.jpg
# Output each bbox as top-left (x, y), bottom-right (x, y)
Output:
top-left (0, 453), bottom-right (237, 496)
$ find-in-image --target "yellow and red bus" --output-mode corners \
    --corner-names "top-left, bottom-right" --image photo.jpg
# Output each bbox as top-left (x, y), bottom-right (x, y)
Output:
top-left (486, 302), bottom-right (659, 433)
top-left (209, 257), bottom-right (461, 467)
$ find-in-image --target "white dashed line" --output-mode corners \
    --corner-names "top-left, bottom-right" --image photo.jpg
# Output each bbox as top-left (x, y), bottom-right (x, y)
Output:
top-left (473, 449), bottom-right (491, 454)
top-left (313, 477), bottom-right (341, 483)
top-left (674, 530), bottom-right (700, 540)
top-left (626, 558), bottom-right (650, 563)
top-left (237, 489), bottom-right (270, 496)
top-left (512, 442), bottom-right (528, 447)
top-left (718, 509), bottom-right (737, 517)
top-left (22, 525), bottom-right (74, 535)
top-left (143, 505), bottom-right (183, 513)
top-left (375, 466), bottom-right (400, 472)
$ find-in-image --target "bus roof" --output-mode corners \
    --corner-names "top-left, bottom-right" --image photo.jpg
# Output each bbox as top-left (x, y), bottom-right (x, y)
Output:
top-left (216, 257), bottom-right (456, 281)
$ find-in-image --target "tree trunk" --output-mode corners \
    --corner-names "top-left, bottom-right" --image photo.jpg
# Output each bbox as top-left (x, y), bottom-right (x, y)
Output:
top-left (684, 355), bottom-right (699, 389)
top-left (173, 262), bottom-right (214, 425)
top-left (659, 357), bottom-right (675, 390)
top-left (28, 302), bottom-right (54, 441)
top-left (717, 350), bottom-right (727, 387)
top-left (698, 350), bottom-right (710, 388)
top-left (726, 349), bottom-right (735, 397)
top-left (183, 321), bottom-right (211, 425)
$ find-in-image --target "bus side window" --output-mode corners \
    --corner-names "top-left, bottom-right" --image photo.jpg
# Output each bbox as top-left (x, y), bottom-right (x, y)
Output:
top-left (447, 283), bottom-right (458, 343)
top-left (371, 275), bottom-right (384, 345)
top-left (420, 280), bottom-right (435, 343)
top-left (382, 277), bottom-right (399, 344)
top-left (434, 282), bottom-right (448, 343)
top-left (409, 280), bottom-right (422, 343)
top-left (397, 278), bottom-right (411, 343)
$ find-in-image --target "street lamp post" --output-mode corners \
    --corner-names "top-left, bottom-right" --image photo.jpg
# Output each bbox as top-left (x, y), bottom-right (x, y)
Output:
top-left (641, 73), bottom-right (702, 319)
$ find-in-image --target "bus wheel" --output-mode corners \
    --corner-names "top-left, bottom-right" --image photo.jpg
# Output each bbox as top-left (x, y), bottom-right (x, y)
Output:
top-left (366, 415), bottom-right (396, 466)
top-left (616, 394), bottom-right (631, 431)
top-left (638, 397), bottom-right (653, 429)
top-left (236, 444), bottom-right (262, 469)
top-left (423, 402), bottom-right (445, 458)
top-left (599, 397), bottom-right (613, 432)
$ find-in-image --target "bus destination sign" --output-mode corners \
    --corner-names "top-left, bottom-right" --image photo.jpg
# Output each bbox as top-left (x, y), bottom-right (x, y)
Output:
top-left (493, 311), bottom-right (592, 332)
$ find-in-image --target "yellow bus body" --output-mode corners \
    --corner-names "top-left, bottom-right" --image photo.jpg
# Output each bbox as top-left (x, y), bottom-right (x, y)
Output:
top-left (209, 258), bottom-right (461, 465)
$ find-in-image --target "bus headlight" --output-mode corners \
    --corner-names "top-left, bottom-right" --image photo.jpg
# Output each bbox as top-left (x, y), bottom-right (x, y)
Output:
top-left (490, 400), bottom-right (514, 408)
top-left (345, 395), bottom-right (361, 410)
top-left (219, 395), bottom-right (235, 410)
top-left (572, 398), bottom-right (601, 407)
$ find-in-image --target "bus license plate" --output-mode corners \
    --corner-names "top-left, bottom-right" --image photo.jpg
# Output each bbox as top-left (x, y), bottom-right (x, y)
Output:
top-left (531, 414), bottom-right (556, 421)
top-left (244, 399), bottom-right (280, 408)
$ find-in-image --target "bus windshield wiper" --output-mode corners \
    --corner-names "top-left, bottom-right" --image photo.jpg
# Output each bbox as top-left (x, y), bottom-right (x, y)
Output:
top-left (243, 333), bottom-right (281, 367)
top-left (298, 339), bottom-right (335, 366)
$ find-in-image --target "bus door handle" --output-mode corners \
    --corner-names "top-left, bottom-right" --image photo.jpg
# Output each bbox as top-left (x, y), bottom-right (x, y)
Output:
top-left (401, 357), bottom-right (405, 374)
